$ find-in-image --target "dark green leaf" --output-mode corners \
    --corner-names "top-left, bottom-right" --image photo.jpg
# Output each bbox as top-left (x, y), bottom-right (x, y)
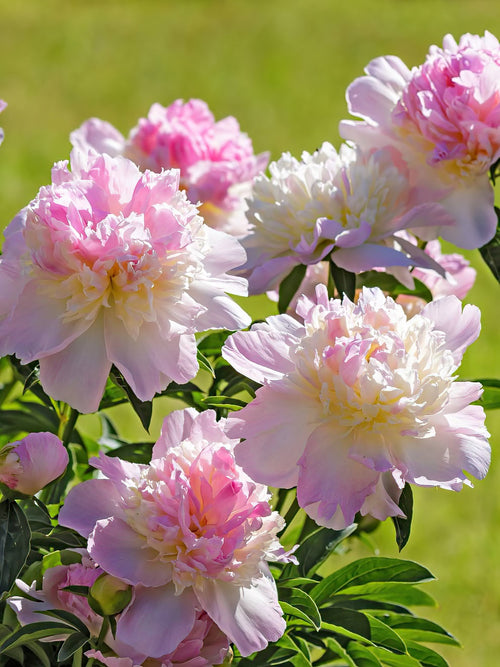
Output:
top-left (110, 368), bottom-right (152, 432)
top-left (278, 264), bottom-right (307, 314)
top-left (396, 629), bottom-right (458, 646)
top-left (321, 607), bottom-right (372, 643)
top-left (320, 636), bottom-right (357, 666)
top-left (405, 641), bottom-right (449, 667)
top-left (39, 609), bottom-right (90, 637)
top-left (280, 588), bottom-right (321, 630)
top-left (365, 613), bottom-right (406, 653)
top-left (365, 646), bottom-right (420, 666)
top-left (57, 632), bottom-right (89, 662)
top-left (358, 272), bottom-right (433, 303)
top-left (336, 583), bottom-right (435, 608)
top-left (18, 498), bottom-right (53, 534)
top-left (196, 331), bottom-right (231, 357)
top-left (23, 640), bottom-right (53, 667)
top-left (479, 209), bottom-right (500, 283)
top-left (473, 378), bottom-right (500, 410)
top-left (0, 622), bottom-right (73, 652)
top-left (9, 357), bottom-right (53, 406)
top-left (106, 442), bottom-right (154, 464)
top-left (346, 642), bottom-right (383, 667)
top-left (391, 484), bottom-right (413, 552)
top-left (375, 613), bottom-right (457, 644)
top-left (0, 499), bottom-right (31, 595)
top-left (293, 524), bottom-right (357, 577)
top-left (0, 409), bottom-right (58, 438)
top-left (200, 395), bottom-right (247, 411)
top-left (311, 558), bottom-right (434, 607)
top-left (329, 258), bottom-right (356, 301)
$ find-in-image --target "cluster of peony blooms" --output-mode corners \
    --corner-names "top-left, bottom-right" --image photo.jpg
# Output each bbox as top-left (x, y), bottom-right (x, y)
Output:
top-left (0, 31), bottom-right (497, 666)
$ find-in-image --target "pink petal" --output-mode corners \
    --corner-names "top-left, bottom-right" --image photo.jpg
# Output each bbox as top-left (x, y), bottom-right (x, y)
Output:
top-left (89, 517), bottom-right (171, 587)
top-left (116, 585), bottom-right (198, 658)
top-left (59, 479), bottom-right (124, 538)
top-left (195, 565), bottom-right (285, 657)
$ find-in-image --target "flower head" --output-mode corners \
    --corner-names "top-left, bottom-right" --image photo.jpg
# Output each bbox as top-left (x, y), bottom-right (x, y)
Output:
top-left (223, 285), bottom-right (490, 529)
top-left (86, 611), bottom-right (229, 666)
top-left (0, 150), bottom-right (250, 412)
top-left (8, 552), bottom-right (104, 638)
top-left (340, 32), bottom-right (500, 248)
top-left (0, 432), bottom-right (68, 495)
top-left (71, 99), bottom-right (269, 236)
top-left (241, 142), bottom-right (449, 294)
top-left (59, 408), bottom-right (294, 658)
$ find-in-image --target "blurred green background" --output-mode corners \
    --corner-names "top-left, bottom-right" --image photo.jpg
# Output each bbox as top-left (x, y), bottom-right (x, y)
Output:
top-left (1, 1), bottom-right (500, 664)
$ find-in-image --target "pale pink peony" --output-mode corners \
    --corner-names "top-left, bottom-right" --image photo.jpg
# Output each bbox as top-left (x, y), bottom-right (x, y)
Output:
top-left (71, 99), bottom-right (269, 237)
top-left (8, 552), bottom-right (104, 639)
top-left (0, 99), bottom-right (6, 145)
top-left (0, 150), bottom-right (250, 413)
top-left (241, 141), bottom-right (450, 295)
top-left (222, 285), bottom-right (490, 529)
top-left (59, 409), bottom-right (294, 658)
top-left (0, 432), bottom-right (68, 495)
top-left (86, 611), bottom-right (229, 666)
top-left (340, 32), bottom-right (500, 248)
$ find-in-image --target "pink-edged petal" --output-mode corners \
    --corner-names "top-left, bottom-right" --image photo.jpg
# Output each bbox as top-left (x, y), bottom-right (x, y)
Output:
top-left (297, 423), bottom-right (380, 528)
top-left (38, 315), bottom-right (110, 413)
top-left (333, 243), bottom-right (413, 273)
top-left (360, 471), bottom-right (405, 522)
top-left (70, 118), bottom-right (126, 157)
top-left (446, 382), bottom-right (484, 413)
top-left (116, 584), bottom-right (198, 658)
top-left (105, 317), bottom-right (198, 401)
top-left (0, 281), bottom-right (90, 362)
top-left (13, 432), bottom-right (68, 495)
top-left (153, 408), bottom-right (233, 458)
top-left (245, 255), bottom-right (298, 295)
top-left (59, 479), bottom-right (124, 538)
top-left (88, 517), bottom-right (171, 587)
top-left (422, 297), bottom-right (481, 363)
top-left (230, 385), bottom-right (317, 488)
top-left (195, 565), bottom-right (285, 657)
top-left (222, 317), bottom-right (303, 384)
top-left (438, 178), bottom-right (497, 249)
top-left (188, 285), bottom-right (251, 332)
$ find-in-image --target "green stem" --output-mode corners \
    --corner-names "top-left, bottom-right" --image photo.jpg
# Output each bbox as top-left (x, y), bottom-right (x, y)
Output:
top-left (59, 404), bottom-right (80, 447)
top-left (72, 647), bottom-right (83, 667)
top-left (96, 616), bottom-right (110, 651)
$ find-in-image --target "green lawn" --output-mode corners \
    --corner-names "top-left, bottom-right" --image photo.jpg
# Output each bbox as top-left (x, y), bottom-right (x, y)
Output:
top-left (1, 1), bottom-right (500, 664)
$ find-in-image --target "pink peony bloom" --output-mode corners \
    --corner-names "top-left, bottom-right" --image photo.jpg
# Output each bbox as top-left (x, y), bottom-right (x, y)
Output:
top-left (0, 99), bottom-right (6, 145)
top-left (222, 285), bottom-right (490, 529)
top-left (340, 32), bottom-right (500, 248)
top-left (86, 611), bottom-right (229, 666)
top-left (0, 432), bottom-right (68, 495)
top-left (8, 552), bottom-right (104, 639)
top-left (241, 141), bottom-right (450, 295)
top-left (71, 99), bottom-right (269, 237)
top-left (0, 150), bottom-right (250, 413)
top-left (59, 409), bottom-right (294, 658)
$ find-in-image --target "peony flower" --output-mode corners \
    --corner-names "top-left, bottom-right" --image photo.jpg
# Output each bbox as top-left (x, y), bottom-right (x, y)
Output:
top-left (59, 409), bottom-right (294, 658)
top-left (0, 99), bottom-right (6, 145)
top-left (0, 432), bottom-right (68, 495)
top-left (396, 239), bottom-right (476, 316)
top-left (8, 552), bottom-right (104, 639)
top-left (241, 141), bottom-right (450, 295)
top-left (0, 150), bottom-right (250, 413)
top-left (86, 611), bottom-right (229, 667)
top-left (71, 99), bottom-right (269, 237)
top-left (340, 31), bottom-right (500, 248)
top-left (222, 285), bottom-right (490, 529)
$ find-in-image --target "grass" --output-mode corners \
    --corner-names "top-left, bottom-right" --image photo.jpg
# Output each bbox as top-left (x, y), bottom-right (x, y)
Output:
top-left (1, 1), bottom-right (500, 663)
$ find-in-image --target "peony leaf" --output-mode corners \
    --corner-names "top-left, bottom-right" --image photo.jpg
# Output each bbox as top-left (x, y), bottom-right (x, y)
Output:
top-left (329, 258), bottom-right (356, 301)
top-left (278, 264), bottom-right (307, 314)
top-left (311, 558), bottom-right (434, 607)
top-left (57, 632), bottom-right (89, 662)
top-left (391, 483), bottom-right (413, 551)
top-left (0, 499), bottom-right (31, 595)
top-left (0, 622), bottom-right (73, 653)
